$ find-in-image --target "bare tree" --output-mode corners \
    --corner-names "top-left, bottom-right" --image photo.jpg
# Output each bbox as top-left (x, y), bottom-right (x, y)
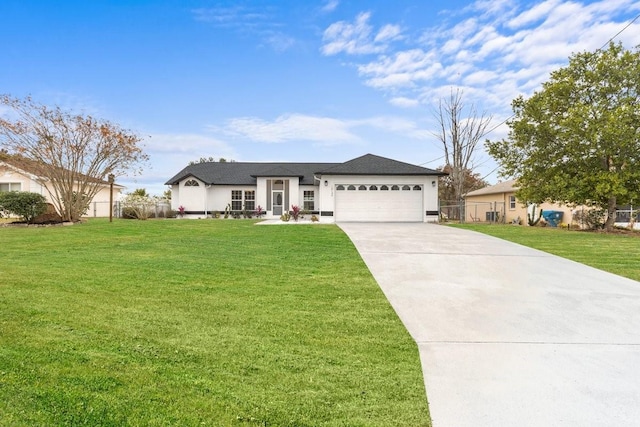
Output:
top-left (432, 89), bottom-right (493, 203)
top-left (0, 95), bottom-right (148, 221)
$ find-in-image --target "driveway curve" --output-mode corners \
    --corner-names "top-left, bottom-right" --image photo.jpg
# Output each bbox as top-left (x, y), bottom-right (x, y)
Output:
top-left (339, 223), bottom-right (640, 427)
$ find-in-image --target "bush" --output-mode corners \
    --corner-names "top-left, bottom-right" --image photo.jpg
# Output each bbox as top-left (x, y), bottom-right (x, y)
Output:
top-left (120, 193), bottom-right (156, 220)
top-left (0, 191), bottom-right (48, 223)
top-left (572, 207), bottom-right (606, 230)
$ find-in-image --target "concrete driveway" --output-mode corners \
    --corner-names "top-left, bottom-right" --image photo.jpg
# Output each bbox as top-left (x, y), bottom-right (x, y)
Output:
top-left (338, 223), bottom-right (640, 427)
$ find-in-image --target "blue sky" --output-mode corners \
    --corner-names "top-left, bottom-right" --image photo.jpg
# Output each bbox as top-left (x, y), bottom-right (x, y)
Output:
top-left (2, 0), bottom-right (639, 196)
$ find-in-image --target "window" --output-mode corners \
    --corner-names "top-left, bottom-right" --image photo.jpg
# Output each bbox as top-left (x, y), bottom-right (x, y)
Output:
top-left (380, 185), bottom-right (389, 190)
top-left (336, 185), bottom-right (345, 190)
top-left (231, 190), bottom-right (242, 210)
top-left (358, 185), bottom-right (367, 190)
top-left (245, 190), bottom-right (255, 211)
top-left (184, 179), bottom-right (199, 187)
top-left (413, 185), bottom-right (421, 191)
top-left (509, 195), bottom-right (516, 210)
top-left (347, 185), bottom-right (356, 190)
top-left (0, 183), bottom-right (21, 192)
top-left (391, 185), bottom-right (399, 190)
top-left (369, 185), bottom-right (378, 191)
top-left (402, 185), bottom-right (411, 190)
top-left (303, 191), bottom-right (314, 211)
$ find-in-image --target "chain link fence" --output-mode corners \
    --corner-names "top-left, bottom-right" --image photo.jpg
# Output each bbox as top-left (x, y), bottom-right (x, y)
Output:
top-left (86, 201), bottom-right (172, 218)
top-left (440, 200), bottom-right (506, 224)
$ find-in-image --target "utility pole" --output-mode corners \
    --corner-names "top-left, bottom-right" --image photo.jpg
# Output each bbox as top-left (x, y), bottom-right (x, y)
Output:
top-left (108, 174), bottom-right (115, 222)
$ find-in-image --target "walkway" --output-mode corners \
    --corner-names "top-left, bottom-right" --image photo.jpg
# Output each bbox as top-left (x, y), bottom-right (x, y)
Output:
top-left (339, 223), bottom-right (640, 426)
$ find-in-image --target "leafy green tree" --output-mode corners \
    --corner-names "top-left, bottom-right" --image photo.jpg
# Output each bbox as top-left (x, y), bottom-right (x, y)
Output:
top-left (0, 191), bottom-right (47, 223)
top-left (487, 43), bottom-right (640, 230)
top-left (131, 188), bottom-right (149, 197)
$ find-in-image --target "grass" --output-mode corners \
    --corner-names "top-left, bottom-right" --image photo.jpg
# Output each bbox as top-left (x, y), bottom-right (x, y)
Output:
top-left (0, 219), bottom-right (430, 426)
top-left (448, 223), bottom-right (640, 282)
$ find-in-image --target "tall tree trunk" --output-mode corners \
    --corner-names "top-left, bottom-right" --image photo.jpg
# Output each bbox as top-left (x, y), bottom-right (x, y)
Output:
top-left (604, 195), bottom-right (617, 231)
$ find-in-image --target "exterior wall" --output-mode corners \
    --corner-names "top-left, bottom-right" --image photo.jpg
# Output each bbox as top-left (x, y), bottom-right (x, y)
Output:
top-left (1, 164), bottom-right (120, 218)
top-left (318, 174), bottom-right (438, 223)
top-left (464, 192), bottom-right (522, 223)
top-left (1, 164), bottom-right (47, 197)
top-left (174, 177), bottom-right (207, 213)
top-left (169, 174), bottom-right (441, 222)
top-left (85, 185), bottom-right (122, 217)
top-left (465, 191), bottom-right (577, 226)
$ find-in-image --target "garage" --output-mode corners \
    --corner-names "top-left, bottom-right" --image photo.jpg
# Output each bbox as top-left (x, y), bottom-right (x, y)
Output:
top-left (334, 184), bottom-right (424, 222)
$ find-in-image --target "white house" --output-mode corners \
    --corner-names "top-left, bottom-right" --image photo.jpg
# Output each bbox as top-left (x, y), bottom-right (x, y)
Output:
top-left (166, 154), bottom-right (447, 222)
top-left (0, 156), bottom-right (123, 218)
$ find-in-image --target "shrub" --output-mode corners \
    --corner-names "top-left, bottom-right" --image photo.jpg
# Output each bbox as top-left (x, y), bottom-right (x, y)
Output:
top-left (0, 191), bottom-right (48, 223)
top-left (572, 207), bottom-right (606, 230)
top-left (120, 193), bottom-right (156, 220)
top-left (290, 205), bottom-right (301, 222)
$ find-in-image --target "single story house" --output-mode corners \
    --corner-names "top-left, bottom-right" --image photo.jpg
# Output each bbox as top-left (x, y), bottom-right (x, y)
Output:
top-left (0, 156), bottom-right (123, 218)
top-left (464, 179), bottom-right (576, 225)
top-left (165, 153), bottom-right (447, 222)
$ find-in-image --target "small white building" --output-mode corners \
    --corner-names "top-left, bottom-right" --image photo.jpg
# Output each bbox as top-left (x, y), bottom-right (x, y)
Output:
top-left (0, 156), bottom-right (123, 218)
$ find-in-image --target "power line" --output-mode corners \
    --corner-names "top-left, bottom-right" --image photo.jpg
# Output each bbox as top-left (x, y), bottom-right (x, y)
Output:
top-left (598, 12), bottom-right (640, 51)
top-left (475, 11), bottom-right (640, 142)
top-left (420, 11), bottom-right (640, 168)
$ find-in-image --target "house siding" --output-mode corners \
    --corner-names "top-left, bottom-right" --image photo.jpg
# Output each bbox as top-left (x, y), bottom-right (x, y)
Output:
top-left (1, 163), bottom-right (119, 218)
top-left (465, 188), bottom-right (577, 226)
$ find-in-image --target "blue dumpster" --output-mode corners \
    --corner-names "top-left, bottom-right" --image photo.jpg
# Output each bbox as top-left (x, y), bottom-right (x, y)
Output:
top-left (541, 210), bottom-right (564, 227)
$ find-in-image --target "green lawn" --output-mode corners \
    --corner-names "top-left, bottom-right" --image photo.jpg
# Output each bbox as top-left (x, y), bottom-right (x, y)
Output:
top-left (449, 223), bottom-right (640, 282)
top-left (0, 219), bottom-right (430, 426)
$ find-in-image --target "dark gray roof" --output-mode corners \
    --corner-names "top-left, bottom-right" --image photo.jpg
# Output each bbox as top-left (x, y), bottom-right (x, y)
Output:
top-left (165, 162), bottom-right (335, 185)
top-left (316, 154), bottom-right (447, 176)
top-left (165, 154), bottom-right (445, 186)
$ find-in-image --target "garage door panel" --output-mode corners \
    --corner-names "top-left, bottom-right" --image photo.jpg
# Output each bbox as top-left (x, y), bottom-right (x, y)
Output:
top-left (335, 187), bottom-right (423, 222)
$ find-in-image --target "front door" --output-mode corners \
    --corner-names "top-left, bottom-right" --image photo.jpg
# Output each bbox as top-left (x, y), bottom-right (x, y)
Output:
top-left (273, 191), bottom-right (283, 216)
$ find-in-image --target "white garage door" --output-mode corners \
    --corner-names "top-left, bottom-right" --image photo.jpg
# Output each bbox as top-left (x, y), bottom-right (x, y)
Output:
top-left (335, 184), bottom-right (423, 222)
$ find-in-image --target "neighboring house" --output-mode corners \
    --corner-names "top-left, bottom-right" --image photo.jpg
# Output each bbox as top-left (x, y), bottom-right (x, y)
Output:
top-left (0, 156), bottom-right (123, 218)
top-left (464, 179), bottom-right (576, 225)
top-left (165, 154), bottom-right (447, 222)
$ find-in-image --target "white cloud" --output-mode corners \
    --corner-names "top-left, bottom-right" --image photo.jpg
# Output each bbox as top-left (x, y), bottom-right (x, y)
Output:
top-left (321, 12), bottom-right (402, 55)
top-left (148, 133), bottom-right (235, 155)
top-left (389, 97), bottom-right (421, 108)
top-left (357, 49), bottom-right (443, 89)
top-left (222, 114), bottom-right (360, 144)
top-left (192, 6), bottom-right (297, 53)
top-left (354, 116), bottom-right (431, 139)
top-left (374, 24), bottom-right (403, 43)
top-left (262, 32), bottom-right (296, 52)
top-left (325, 0), bottom-right (640, 114)
top-left (321, 0), bottom-right (339, 13)
top-left (507, 0), bottom-right (561, 29)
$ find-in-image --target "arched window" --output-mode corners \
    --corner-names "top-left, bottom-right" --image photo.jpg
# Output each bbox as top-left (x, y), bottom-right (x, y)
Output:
top-left (380, 185), bottom-right (389, 190)
top-left (369, 185), bottom-right (378, 190)
top-left (184, 179), bottom-right (200, 187)
top-left (347, 185), bottom-right (356, 190)
top-left (402, 185), bottom-right (411, 190)
top-left (391, 185), bottom-right (399, 190)
top-left (413, 185), bottom-right (421, 191)
top-left (358, 185), bottom-right (367, 190)
top-left (336, 185), bottom-right (345, 190)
